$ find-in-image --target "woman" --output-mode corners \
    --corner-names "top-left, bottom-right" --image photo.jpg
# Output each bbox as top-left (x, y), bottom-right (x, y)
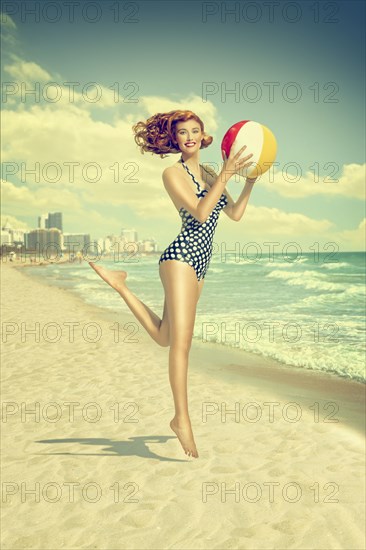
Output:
top-left (88, 110), bottom-right (256, 458)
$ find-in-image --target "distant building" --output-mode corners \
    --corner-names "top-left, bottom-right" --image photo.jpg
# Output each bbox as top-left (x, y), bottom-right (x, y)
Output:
top-left (139, 239), bottom-right (158, 252)
top-left (1, 221), bottom-right (26, 248)
top-left (102, 234), bottom-right (128, 254)
top-left (12, 229), bottom-right (26, 245)
top-left (63, 233), bottom-right (91, 254)
top-left (97, 237), bottom-right (104, 250)
top-left (1, 230), bottom-right (12, 246)
top-left (47, 212), bottom-right (63, 231)
top-left (104, 237), bottom-right (112, 252)
top-left (88, 238), bottom-right (102, 255)
top-left (96, 237), bottom-right (113, 254)
top-left (38, 214), bottom-right (48, 229)
top-left (38, 212), bottom-right (63, 231)
top-left (25, 228), bottom-right (63, 257)
top-left (121, 228), bottom-right (138, 242)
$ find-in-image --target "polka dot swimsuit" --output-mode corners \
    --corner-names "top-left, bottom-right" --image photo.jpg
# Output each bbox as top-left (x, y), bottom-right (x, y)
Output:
top-left (158, 155), bottom-right (228, 281)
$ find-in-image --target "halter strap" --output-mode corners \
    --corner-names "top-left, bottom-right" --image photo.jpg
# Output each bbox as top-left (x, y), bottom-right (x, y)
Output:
top-left (179, 156), bottom-right (203, 195)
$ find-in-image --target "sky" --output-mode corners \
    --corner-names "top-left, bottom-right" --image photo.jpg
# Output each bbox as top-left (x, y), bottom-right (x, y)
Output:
top-left (1, 0), bottom-right (365, 252)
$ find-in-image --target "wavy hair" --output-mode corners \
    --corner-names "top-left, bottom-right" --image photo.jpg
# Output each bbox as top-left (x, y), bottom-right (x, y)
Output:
top-left (132, 110), bottom-right (213, 159)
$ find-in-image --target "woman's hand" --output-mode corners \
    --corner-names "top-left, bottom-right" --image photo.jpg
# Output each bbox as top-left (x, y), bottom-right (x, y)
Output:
top-left (222, 144), bottom-right (254, 176)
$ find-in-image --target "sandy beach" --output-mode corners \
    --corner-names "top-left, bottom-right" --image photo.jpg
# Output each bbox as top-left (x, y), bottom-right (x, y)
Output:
top-left (1, 260), bottom-right (365, 550)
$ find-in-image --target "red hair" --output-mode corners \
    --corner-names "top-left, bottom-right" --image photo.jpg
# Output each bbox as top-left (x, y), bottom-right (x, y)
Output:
top-left (132, 109), bottom-right (213, 159)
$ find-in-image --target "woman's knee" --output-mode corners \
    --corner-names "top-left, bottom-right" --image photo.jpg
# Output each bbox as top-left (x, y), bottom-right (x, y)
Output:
top-left (169, 338), bottom-right (192, 356)
top-left (170, 326), bottom-right (193, 348)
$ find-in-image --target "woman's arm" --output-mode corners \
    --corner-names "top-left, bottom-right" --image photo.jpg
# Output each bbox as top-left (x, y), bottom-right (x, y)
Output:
top-left (230, 178), bottom-right (256, 221)
top-left (162, 165), bottom-right (231, 224)
top-left (202, 164), bottom-right (256, 222)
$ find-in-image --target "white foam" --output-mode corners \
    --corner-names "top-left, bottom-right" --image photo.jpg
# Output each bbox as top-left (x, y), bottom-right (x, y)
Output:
top-left (319, 262), bottom-right (350, 269)
top-left (266, 269), bottom-right (347, 291)
top-left (263, 262), bottom-right (290, 268)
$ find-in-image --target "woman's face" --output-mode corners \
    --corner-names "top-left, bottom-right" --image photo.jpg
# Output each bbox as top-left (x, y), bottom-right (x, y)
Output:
top-left (174, 119), bottom-right (203, 152)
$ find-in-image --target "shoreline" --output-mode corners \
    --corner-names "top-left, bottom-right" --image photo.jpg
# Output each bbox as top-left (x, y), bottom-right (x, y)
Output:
top-left (9, 258), bottom-right (366, 374)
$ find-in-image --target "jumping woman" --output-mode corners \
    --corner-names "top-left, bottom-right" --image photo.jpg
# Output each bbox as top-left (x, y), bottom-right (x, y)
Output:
top-left (88, 110), bottom-right (256, 458)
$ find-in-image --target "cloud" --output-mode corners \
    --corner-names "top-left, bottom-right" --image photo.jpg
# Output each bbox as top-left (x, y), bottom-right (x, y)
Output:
top-left (1, 213), bottom-right (30, 231)
top-left (2, 56), bottom-right (124, 108)
top-left (261, 163), bottom-right (365, 200)
top-left (2, 103), bottom-right (136, 169)
top-left (0, 12), bottom-right (19, 50)
top-left (216, 206), bottom-right (365, 251)
top-left (0, 12), bottom-right (17, 30)
top-left (0, 80), bottom-right (238, 225)
top-left (1, 178), bottom-right (81, 210)
top-left (221, 204), bottom-right (334, 236)
top-left (1, 97), bottom-right (215, 218)
top-left (1, 179), bottom-right (125, 235)
top-left (4, 59), bottom-right (53, 82)
top-left (2, 64), bottom-right (219, 114)
top-left (333, 218), bottom-right (366, 251)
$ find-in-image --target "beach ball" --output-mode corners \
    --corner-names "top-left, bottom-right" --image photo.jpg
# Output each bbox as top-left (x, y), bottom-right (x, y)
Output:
top-left (221, 120), bottom-right (277, 179)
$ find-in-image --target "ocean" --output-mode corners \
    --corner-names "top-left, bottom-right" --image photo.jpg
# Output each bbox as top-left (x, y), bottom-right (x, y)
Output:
top-left (18, 251), bottom-right (365, 383)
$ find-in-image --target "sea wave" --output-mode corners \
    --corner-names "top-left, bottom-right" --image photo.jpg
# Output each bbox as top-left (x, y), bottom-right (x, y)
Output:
top-left (266, 269), bottom-right (348, 292)
top-left (198, 331), bottom-right (365, 383)
top-left (319, 261), bottom-right (350, 269)
top-left (209, 267), bottom-right (225, 274)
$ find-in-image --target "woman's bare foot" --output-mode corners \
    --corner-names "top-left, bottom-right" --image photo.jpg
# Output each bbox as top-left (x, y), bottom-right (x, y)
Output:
top-left (88, 262), bottom-right (127, 294)
top-left (170, 416), bottom-right (199, 458)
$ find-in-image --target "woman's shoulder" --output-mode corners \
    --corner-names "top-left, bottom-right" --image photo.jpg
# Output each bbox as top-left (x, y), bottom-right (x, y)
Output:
top-left (162, 160), bottom-right (182, 176)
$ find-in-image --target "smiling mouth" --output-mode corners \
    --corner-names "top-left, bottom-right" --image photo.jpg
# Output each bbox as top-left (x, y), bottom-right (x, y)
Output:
top-left (185, 142), bottom-right (196, 146)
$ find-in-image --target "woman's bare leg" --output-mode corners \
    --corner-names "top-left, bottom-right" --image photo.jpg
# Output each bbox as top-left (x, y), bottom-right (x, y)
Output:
top-left (159, 259), bottom-right (203, 458)
top-left (88, 259), bottom-right (205, 458)
top-left (88, 261), bottom-right (170, 347)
